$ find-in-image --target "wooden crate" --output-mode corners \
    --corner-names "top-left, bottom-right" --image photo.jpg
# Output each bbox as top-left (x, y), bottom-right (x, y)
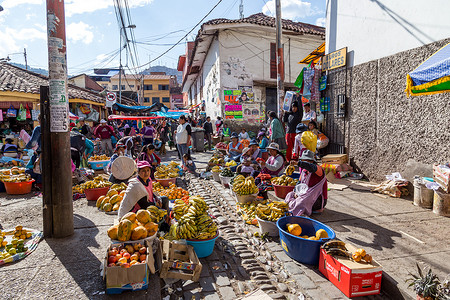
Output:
top-left (159, 240), bottom-right (202, 282)
top-left (433, 164), bottom-right (450, 193)
top-left (321, 154), bottom-right (348, 164)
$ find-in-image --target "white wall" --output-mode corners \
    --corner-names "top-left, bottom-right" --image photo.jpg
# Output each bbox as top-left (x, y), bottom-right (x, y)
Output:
top-left (326, 0), bottom-right (450, 66)
top-left (202, 37), bottom-right (222, 119)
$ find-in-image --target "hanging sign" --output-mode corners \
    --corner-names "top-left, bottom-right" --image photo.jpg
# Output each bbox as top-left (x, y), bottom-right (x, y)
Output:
top-left (224, 104), bottom-right (243, 120)
top-left (322, 47), bottom-right (347, 71)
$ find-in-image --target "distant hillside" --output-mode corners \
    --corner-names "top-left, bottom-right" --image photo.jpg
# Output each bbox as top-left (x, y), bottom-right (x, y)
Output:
top-left (11, 63), bottom-right (48, 76)
top-left (142, 66), bottom-right (182, 83)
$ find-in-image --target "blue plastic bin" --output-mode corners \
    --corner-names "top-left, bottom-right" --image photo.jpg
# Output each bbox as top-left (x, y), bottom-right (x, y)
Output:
top-left (88, 160), bottom-right (110, 170)
top-left (289, 172), bottom-right (300, 179)
top-left (186, 234), bottom-right (219, 258)
top-left (277, 216), bottom-right (335, 265)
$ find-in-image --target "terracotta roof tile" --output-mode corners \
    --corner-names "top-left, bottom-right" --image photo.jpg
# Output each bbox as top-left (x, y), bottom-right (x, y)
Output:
top-left (110, 74), bottom-right (171, 80)
top-left (0, 63), bottom-right (106, 104)
top-left (203, 13), bottom-right (325, 36)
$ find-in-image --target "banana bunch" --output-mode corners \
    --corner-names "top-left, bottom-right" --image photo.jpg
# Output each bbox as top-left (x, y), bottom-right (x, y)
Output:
top-left (195, 214), bottom-right (218, 240)
top-left (155, 164), bottom-right (179, 179)
top-left (225, 160), bottom-right (237, 167)
top-left (110, 182), bottom-right (127, 192)
top-left (236, 199), bottom-right (268, 225)
top-left (175, 217), bottom-right (197, 239)
top-left (78, 176), bottom-right (112, 192)
top-left (173, 199), bottom-right (190, 220)
top-left (255, 201), bottom-right (289, 222)
top-left (211, 166), bottom-right (220, 173)
top-left (233, 175), bottom-right (259, 195)
top-left (168, 161), bottom-right (179, 168)
top-left (285, 165), bottom-right (295, 176)
top-left (147, 206), bottom-right (167, 223)
top-left (271, 175), bottom-right (298, 186)
top-left (89, 154), bottom-right (109, 161)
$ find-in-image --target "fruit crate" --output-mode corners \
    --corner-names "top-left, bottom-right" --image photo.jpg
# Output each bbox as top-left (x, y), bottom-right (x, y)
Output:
top-left (159, 240), bottom-right (202, 282)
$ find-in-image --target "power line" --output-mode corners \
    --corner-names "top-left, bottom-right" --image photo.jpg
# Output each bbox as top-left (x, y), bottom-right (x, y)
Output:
top-left (135, 0), bottom-right (223, 69)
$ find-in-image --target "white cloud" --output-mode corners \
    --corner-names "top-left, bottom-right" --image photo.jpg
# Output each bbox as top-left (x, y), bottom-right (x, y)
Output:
top-left (315, 17), bottom-right (326, 27)
top-left (26, 13), bottom-right (36, 20)
top-left (0, 27), bottom-right (46, 57)
top-left (67, 21), bottom-right (94, 44)
top-left (262, 0), bottom-right (320, 21)
top-left (1, 0), bottom-right (43, 9)
top-left (65, 0), bottom-right (153, 17)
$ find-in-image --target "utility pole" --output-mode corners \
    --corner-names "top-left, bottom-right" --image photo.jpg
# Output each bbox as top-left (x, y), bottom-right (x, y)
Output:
top-left (23, 48), bottom-right (28, 70)
top-left (44, 0), bottom-right (73, 238)
top-left (239, 0), bottom-right (244, 19)
top-left (118, 27), bottom-right (123, 104)
top-left (275, 0), bottom-right (284, 116)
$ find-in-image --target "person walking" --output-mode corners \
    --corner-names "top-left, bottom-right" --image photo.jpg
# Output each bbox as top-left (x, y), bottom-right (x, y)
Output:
top-left (158, 119), bottom-right (169, 155)
top-left (215, 116), bottom-right (223, 134)
top-left (78, 117), bottom-right (93, 139)
top-left (269, 111), bottom-right (286, 150)
top-left (175, 115), bottom-right (192, 165)
top-left (141, 121), bottom-right (155, 146)
top-left (283, 101), bottom-right (303, 161)
top-left (94, 119), bottom-right (116, 156)
top-left (203, 116), bottom-right (213, 150)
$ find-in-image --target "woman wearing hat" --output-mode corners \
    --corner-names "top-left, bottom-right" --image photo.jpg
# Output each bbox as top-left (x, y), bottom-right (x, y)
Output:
top-left (226, 132), bottom-right (243, 162)
top-left (286, 150), bottom-right (327, 216)
top-left (118, 161), bottom-right (166, 219)
top-left (240, 140), bottom-right (262, 164)
top-left (107, 143), bottom-right (130, 183)
top-left (257, 132), bottom-right (269, 151)
top-left (138, 144), bottom-right (161, 179)
top-left (258, 142), bottom-right (286, 176)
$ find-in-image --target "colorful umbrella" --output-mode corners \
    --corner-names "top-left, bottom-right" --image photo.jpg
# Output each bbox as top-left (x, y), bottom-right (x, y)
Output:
top-left (406, 43), bottom-right (450, 97)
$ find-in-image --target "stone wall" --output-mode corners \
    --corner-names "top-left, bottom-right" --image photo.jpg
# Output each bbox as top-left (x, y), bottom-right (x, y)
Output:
top-left (326, 38), bottom-right (450, 181)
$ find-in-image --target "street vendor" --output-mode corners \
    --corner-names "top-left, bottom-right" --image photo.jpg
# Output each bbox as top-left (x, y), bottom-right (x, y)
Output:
top-left (258, 142), bottom-right (285, 176)
top-left (138, 144), bottom-right (161, 179)
top-left (286, 150), bottom-right (327, 216)
top-left (258, 132), bottom-right (269, 151)
top-left (240, 140), bottom-right (261, 164)
top-left (225, 132), bottom-right (243, 162)
top-left (107, 143), bottom-right (131, 183)
top-left (293, 123), bottom-right (308, 160)
top-left (1, 138), bottom-right (21, 158)
top-left (118, 161), bottom-right (167, 219)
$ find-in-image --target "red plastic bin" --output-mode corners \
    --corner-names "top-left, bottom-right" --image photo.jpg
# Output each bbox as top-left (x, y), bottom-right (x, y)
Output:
top-left (273, 184), bottom-right (295, 199)
top-left (3, 180), bottom-right (35, 195)
top-left (84, 186), bottom-right (110, 201)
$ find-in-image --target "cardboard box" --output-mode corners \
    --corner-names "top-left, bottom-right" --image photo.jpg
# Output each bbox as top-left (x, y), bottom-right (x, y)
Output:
top-left (319, 244), bottom-right (382, 298)
top-left (159, 240), bottom-right (202, 282)
top-left (321, 154), bottom-right (348, 164)
top-left (433, 164), bottom-right (450, 193)
top-left (104, 240), bottom-right (157, 294)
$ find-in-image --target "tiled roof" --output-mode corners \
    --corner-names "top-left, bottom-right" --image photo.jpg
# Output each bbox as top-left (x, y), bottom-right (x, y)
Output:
top-left (0, 63), bottom-right (105, 104)
top-left (203, 13), bottom-right (325, 37)
top-left (110, 74), bottom-right (171, 80)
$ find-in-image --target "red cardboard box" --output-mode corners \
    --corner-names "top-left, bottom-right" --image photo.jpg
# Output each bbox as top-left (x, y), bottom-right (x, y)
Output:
top-left (319, 244), bottom-right (382, 298)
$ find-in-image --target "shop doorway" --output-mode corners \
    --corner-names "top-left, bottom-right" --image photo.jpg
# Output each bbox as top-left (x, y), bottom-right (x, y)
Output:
top-left (265, 88), bottom-right (277, 120)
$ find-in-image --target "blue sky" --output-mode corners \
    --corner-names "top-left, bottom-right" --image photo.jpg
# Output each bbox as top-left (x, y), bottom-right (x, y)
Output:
top-left (0, 0), bottom-right (325, 75)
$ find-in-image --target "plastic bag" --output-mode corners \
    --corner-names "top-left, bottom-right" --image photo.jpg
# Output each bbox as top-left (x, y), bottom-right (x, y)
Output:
top-left (6, 105), bottom-right (17, 118)
top-left (25, 104), bottom-right (31, 119)
top-left (17, 104), bottom-right (27, 121)
top-left (301, 131), bottom-right (317, 152)
top-left (316, 132), bottom-right (329, 149)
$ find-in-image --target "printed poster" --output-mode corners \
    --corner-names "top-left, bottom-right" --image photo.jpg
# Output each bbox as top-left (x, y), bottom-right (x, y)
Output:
top-left (282, 91), bottom-right (295, 111)
top-left (224, 89), bottom-right (254, 104)
top-left (243, 103), bottom-right (261, 124)
top-left (224, 104), bottom-right (243, 120)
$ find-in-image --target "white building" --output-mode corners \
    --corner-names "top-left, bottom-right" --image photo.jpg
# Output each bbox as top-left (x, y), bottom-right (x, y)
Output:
top-left (180, 13), bottom-right (324, 127)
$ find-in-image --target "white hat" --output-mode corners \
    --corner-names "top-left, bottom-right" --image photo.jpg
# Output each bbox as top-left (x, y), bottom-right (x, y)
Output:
top-left (100, 119), bottom-right (107, 124)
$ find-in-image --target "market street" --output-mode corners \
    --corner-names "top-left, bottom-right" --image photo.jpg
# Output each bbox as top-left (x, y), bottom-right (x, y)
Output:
top-left (1, 149), bottom-right (449, 299)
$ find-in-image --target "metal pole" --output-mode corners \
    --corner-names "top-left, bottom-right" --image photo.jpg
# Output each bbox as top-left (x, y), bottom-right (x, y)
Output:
top-left (24, 48), bottom-right (28, 70)
top-left (45, 0), bottom-right (74, 238)
top-left (275, 0), bottom-right (284, 116)
top-left (118, 27), bottom-right (123, 104)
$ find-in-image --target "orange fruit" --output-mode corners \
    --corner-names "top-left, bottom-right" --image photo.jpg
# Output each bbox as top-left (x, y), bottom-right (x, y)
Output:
top-left (287, 224), bottom-right (302, 236)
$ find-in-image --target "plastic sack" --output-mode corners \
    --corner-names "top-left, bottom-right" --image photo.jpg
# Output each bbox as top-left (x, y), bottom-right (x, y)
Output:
top-left (17, 104), bottom-right (27, 121)
top-left (301, 131), bottom-right (317, 152)
top-left (316, 132), bottom-right (329, 149)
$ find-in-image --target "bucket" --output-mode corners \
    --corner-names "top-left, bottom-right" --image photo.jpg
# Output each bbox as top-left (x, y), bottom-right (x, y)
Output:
top-left (277, 216), bottom-right (336, 265)
top-left (3, 180), bottom-right (34, 195)
top-left (88, 160), bottom-right (110, 170)
top-left (273, 184), bottom-right (295, 199)
top-left (186, 234), bottom-right (219, 258)
top-left (433, 190), bottom-right (450, 217)
top-left (219, 175), bottom-right (232, 187)
top-left (234, 192), bottom-right (258, 204)
top-left (156, 177), bottom-right (177, 187)
top-left (84, 186), bottom-right (110, 201)
top-left (257, 216), bottom-right (279, 237)
top-left (413, 179), bottom-right (421, 206)
top-left (212, 172), bottom-right (221, 183)
top-left (420, 185), bottom-right (434, 209)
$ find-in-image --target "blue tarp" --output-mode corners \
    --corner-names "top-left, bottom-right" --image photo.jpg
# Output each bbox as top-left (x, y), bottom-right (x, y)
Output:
top-left (113, 102), bottom-right (169, 113)
top-left (156, 111), bottom-right (189, 119)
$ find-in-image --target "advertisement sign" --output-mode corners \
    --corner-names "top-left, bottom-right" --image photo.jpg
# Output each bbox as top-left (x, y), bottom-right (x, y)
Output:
top-left (224, 104), bottom-right (243, 120)
top-left (243, 103), bottom-right (262, 124)
top-left (224, 89), bottom-right (254, 104)
top-left (322, 47), bottom-right (347, 71)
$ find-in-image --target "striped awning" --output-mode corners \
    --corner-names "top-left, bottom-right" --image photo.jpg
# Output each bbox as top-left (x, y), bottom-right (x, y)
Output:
top-left (299, 42), bottom-right (325, 65)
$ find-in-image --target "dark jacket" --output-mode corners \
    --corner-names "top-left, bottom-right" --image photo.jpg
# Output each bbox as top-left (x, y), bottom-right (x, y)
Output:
top-left (283, 108), bottom-right (303, 134)
top-left (203, 121), bottom-right (213, 134)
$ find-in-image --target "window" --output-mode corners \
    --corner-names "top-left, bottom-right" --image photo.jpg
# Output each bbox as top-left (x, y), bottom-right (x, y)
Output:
top-left (112, 85), bottom-right (118, 90)
top-left (129, 85), bottom-right (134, 89)
top-left (158, 84), bottom-right (169, 90)
top-left (162, 97), bottom-right (170, 103)
top-left (270, 42), bottom-right (277, 79)
top-left (121, 85), bottom-right (126, 90)
top-left (144, 97), bottom-right (150, 103)
top-left (144, 84), bottom-right (152, 90)
top-left (152, 97), bottom-right (160, 104)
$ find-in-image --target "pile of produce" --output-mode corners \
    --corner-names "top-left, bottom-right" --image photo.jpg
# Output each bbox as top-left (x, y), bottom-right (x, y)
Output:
top-left (155, 164), bottom-right (179, 179)
top-left (172, 196), bottom-right (218, 240)
top-left (96, 189), bottom-right (126, 212)
top-left (285, 165), bottom-right (295, 176)
top-left (0, 161), bottom-right (23, 168)
top-left (220, 167), bottom-right (234, 177)
top-left (225, 160), bottom-right (237, 167)
top-left (106, 243), bottom-right (148, 268)
top-left (232, 175), bottom-right (259, 195)
top-left (322, 240), bottom-right (373, 263)
top-left (255, 201), bottom-right (289, 222)
top-left (155, 183), bottom-right (189, 200)
top-left (107, 208), bottom-right (165, 241)
top-left (0, 167), bottom-right (32, 183)
top-left (89, 154), bottom-right (110, 161)
top-left (208, 156), bottom-right (225, 166)
top-left (0, 226), bottom-right (33, 258)
top-left (271, 175), bottom-right (298, 186)
top-left (72, 176), bottom-right (112, 194)
top-left (285, 223), bottom-right (329, 241)
top-left (214, 142), bottom-right (228, 150)
top-left (211, 166), bottom-right (221, 173)
top-left (236, 199), bottom-right (269, 225)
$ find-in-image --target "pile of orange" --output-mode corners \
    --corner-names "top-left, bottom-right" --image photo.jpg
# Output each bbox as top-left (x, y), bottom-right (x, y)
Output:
top-left (157, 183), bottom-right (189, 200)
